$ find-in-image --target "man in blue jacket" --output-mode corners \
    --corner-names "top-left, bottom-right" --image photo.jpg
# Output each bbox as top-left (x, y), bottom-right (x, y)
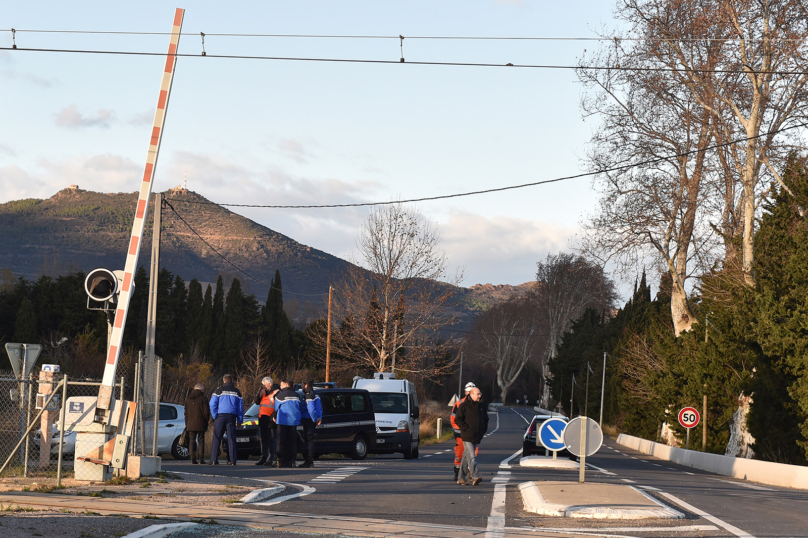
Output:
top-left (209, 374), bottom-right (244, 466)
top-left (274, 379), bottom-right (302, 468)
top-left (298, 379), bottom-right (323, 468)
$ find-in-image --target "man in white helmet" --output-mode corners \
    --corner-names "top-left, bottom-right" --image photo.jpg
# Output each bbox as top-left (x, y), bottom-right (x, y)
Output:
top-left (450, 381), bottom-right (477, 480)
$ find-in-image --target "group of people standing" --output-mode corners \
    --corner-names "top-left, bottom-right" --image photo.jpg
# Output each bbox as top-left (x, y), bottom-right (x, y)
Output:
top-left (450, 381), bottom-right (489, 486)
top-left (182, 374), bottom-right (322, 468)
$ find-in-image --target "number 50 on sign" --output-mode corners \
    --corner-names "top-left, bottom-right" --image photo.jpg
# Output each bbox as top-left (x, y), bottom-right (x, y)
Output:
top-left (678, 407), bottom-right (700, 429)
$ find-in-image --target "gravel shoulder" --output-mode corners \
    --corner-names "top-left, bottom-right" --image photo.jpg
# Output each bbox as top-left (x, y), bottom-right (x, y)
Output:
top-left (0, 508), bottom-right (181, 538)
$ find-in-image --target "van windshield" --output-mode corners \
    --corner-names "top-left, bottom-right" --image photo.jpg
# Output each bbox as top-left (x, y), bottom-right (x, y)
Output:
top-left (369, 393), bottom-right (408, 414)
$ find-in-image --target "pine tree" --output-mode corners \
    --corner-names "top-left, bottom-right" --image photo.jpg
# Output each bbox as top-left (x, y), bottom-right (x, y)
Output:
top-left (14, 296), bottom-right (38, 343)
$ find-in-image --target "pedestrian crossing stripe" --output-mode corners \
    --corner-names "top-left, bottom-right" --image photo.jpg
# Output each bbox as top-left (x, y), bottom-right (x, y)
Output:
top-left (309, 466), bottom-right (369, 484)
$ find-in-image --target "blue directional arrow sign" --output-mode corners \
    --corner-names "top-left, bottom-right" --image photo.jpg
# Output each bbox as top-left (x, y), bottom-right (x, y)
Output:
top-left (538, 418), bottom-right (568, 452)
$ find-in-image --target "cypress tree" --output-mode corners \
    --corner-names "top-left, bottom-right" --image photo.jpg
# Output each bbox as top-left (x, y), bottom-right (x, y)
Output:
top-left (186, 279), bottom-right (204, 356)
top-left (210, 275), bottom-right (225, 367)
top-left (199, 284), bottom-right (213, 360)
top-left (223, 278), bottom-right (246, 372)
top-left (14, 296), bottom-right (38, 343)
top-left (262, 270), bottom-right (292, 367)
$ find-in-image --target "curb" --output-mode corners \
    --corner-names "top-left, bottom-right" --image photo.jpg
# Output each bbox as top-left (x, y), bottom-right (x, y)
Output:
top-left (519, 456), bottom-right (579, 470)
top-left (518, 481), bottom-right (684, 519)
top-left (239, 484), bottom-right (286, 504)
top-left (122, 522), bottom-right (198, 538)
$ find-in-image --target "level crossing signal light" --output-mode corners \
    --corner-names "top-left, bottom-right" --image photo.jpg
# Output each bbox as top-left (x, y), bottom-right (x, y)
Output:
top-left (84, 268), bottom-right (133, 312)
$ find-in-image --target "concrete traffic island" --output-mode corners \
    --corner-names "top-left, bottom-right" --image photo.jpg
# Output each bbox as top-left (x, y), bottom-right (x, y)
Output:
top-left (519, 481), bottom-right (684, 519)
top-left (519, 456), bottom-right (579, 470)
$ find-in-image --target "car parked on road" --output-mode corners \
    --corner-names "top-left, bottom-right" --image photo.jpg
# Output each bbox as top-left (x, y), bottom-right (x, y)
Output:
top-left (34, 403), bottom-right (188, 460)
top-left (222, 388), bottom-right (377, 461)
top-left (522, 414), bottom-right (570, 457)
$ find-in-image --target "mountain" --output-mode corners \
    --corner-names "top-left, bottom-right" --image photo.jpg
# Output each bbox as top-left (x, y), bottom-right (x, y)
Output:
top-left (0, 187), bottom-right (533, 329)
top-left (0, 186), bottom-right (352, 300)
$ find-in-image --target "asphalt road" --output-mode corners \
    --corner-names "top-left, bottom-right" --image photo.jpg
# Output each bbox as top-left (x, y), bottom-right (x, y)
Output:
top-left (162, 406), bottom-right (808, 538)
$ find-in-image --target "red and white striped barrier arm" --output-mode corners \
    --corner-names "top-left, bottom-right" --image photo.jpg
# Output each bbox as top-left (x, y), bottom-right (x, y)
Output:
top-left (97, 8), bottom-right (184, 412)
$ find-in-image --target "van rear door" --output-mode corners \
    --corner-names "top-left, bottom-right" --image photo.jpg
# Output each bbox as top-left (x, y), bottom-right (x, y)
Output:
top-left (319, 391), bottom-right (354, 451)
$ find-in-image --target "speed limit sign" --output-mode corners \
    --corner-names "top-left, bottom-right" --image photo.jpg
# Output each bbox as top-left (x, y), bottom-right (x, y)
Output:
top-left (678, 407), bottom-right (700, 429)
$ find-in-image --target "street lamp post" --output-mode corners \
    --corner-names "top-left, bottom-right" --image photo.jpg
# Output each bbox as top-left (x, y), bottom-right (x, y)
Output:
top-left (599, 352), bottom-right (607, 427)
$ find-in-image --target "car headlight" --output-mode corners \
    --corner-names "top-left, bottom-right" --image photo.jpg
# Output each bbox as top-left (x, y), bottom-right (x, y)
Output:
top-left (396, 421), bottom-right (409, 433)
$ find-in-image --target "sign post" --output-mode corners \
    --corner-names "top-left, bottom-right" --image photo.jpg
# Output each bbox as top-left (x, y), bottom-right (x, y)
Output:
top-left (678, 407), bottom-right (700, 450)
top-left (564, 417), bottom-right (603, 483)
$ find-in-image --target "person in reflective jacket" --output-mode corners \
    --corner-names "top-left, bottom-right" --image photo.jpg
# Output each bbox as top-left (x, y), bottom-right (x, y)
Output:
top-left (274, 379), bottom-right (302, 468)
top-left (209, 374), bottom-right (244, 465)
top-left (254, 376), bottom-right (279, 467)
top-left (450, 382), bottom-right (476, 480)
top-left (298, 379), bottom-right (323, 468)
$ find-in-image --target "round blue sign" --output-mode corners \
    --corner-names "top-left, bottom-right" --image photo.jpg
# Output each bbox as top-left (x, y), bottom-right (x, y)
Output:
top-left (538, 418), bottom-right (568, 451)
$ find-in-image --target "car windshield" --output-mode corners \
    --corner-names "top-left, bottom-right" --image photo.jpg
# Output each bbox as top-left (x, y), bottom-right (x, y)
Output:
top-left (369, 393), bottom-right (408, 414)
top-left (245, 403), bottom-right (260, 417)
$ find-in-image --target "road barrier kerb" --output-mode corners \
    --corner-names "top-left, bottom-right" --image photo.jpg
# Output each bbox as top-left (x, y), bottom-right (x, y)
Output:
top-left (617, 433), bottom-right (808, 490)
top-left (518, 481), bottom-right (683, 520)
top-left (239, 484), bottom-right (286, 503)
top-left (121, 522), bottom-right (198, 538)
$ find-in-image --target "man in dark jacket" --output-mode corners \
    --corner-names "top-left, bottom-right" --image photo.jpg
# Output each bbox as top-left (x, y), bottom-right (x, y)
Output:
top-left (184, 383), bottom-right (211, 464)
top-left (209, 374), bottom-right (244, 466)
top-left (298, 379), bottom-right (323, 468)
top-left (454, 387), bottom-right (488, 486)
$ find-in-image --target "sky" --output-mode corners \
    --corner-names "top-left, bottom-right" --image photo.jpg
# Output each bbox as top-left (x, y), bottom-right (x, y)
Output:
top-left (0, 1), bottom-right (622, 290)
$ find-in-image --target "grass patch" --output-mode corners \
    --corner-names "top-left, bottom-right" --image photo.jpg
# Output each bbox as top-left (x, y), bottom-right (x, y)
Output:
top-left (104, 476), bottom-right (132, 486)
top-left (0, 503), bottom-right (37, 512)
top-left (192, 518), bottom-right (219, 525)
top-left (88, 492), bottom-right (102, 497)
top-left (22, 484), bottom-right (66, 494)
top-left (141, 515), bottom-right (160, 520)
top-left (140, 482), bottom-right (151, 488)
top-left (222, 498), bottom-right (240, 504)
top-left (420, 429), bottom-right (454, 447)
top-left (156, 471), bottom-right (182, 480)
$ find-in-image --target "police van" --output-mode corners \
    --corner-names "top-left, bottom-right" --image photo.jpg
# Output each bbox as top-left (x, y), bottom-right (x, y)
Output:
top-left (352, 373), bottom-right (420, 459)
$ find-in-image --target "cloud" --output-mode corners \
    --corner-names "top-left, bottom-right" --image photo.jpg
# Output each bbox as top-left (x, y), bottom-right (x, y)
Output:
top-left (0, 144), bottom-right (16, 158)
top-left (128, 111), bottom-right (153, 126)
top-left (277, 139), bottom-right (312, 165)
top-left (34, 153), bottom-right (141, 193)
top-left (2, 68), bottom-right (56, 88)
top-left (440, 212), bottom-right (578, 285)
top-left (54, 105), bottom-right (114, 129)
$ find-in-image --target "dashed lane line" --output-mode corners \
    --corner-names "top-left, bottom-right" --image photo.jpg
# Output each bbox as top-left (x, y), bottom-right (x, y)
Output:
top-left (709, 478), bottom-right (774, 491)
top-left (511, 525), bottom-right (720, 534)
top-left (684, 471), bottom-right (694, 475)
top-left (620, 479), bottom-right (636, 484)
top-left (659, 491), bottom-right (756, 538)
top-left (585, 463), bottom-right (616, 476)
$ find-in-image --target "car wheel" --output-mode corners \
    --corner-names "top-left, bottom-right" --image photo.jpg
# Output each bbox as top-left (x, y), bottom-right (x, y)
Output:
top-left (350, 435), bottom-right (368, 460)
top-left (413, 446), bottom-right (419, 459)
top-left (522, 442), bottom-right (531, 457)
top-left (171, 436), bottom-right (190, 460)
top-left (403, 442), bottom-right (413, 460)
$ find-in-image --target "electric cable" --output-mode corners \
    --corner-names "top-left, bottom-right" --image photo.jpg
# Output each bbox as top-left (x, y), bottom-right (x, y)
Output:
top-left (2, 45), bottom-right (808, 76)
top-left (162, 199), bottom-right (328, 297)
top-left (167, 122), bottom-right (807, 210)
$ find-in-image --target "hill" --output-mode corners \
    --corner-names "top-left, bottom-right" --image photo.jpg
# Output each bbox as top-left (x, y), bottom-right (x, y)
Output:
top-left (0, 187), bottom-right (534, 329)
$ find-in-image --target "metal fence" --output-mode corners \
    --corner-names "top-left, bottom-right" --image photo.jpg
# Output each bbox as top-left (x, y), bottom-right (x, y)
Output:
top-left (132, 353), bottom-right (162, 457)
top-left (0, 371), bottom-right (125, 482)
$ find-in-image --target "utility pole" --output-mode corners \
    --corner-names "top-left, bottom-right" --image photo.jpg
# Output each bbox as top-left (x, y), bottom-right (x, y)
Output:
top-left (325, 285), bottom-right (332, 382)
top-left (145, 193), bottom-right (162, 362)
top-left (599, 352), bottom-right (607, 426)
top-left (703, 394), bottom-right (708, 452)
top-left (585, 363), bottom-right (591, 417)
top-left (391, 320), bottom-right (397, 373)
top-left (458, 352), bottom-right (463, 398)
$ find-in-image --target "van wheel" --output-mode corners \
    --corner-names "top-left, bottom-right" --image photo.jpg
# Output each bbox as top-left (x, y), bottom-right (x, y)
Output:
top-left (413, 446), bottom-right (419, 459)
top-left (350, 435), bottom-right (368, 460)
top-left (403, 443), bottom-right (413, 460)
top-left (171, 437), bottom-right (190, 460)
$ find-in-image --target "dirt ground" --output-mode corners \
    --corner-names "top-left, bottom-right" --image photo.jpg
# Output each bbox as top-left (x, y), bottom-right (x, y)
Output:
top-left (0, 508), bottom-right (181, 538)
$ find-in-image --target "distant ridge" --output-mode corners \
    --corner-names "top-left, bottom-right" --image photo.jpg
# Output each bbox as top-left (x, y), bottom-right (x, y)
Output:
top-left (0, 186), bottom-right (352, 299)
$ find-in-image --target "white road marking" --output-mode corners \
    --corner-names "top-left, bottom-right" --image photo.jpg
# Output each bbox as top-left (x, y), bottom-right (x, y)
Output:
top-left (518, 525), bottom-right (719, 533)
top-left (423, 454), bottom-right (433, 458)
top-left (485, 483), bottom-right (507, 538)
top-left (308, 466), bottom-right (367, 484)
top-left (620, 479), bottom-right (636, 484)
top-left (630, 456), bottom-right (637, 459)
top-left (652, 463), bottom-right (662, 467)
top-left (659, 491), bottom-right (756, 538)
top-left (585, 463), bottom-right (616, 476)
top-left (500, 449), bottom-right (523, 469)
top-left (636, 485), bottom-right (661, 491)
top-left (252, 482), bottom-right (316, 506)
top-left (709, 478), bottom-right (774, 491)
top-left (511, 408), bottom-right (531, 424)
top-left (684, 471), bottom-right (694, 475)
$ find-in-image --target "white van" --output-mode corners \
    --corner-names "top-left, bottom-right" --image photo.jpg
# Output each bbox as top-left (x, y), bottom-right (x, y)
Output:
top-left (352, 373), bottom-right (420, 459)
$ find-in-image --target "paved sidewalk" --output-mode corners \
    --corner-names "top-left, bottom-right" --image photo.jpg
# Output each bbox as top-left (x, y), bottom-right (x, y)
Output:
top-left (0, 492), bottom-right (594, 538)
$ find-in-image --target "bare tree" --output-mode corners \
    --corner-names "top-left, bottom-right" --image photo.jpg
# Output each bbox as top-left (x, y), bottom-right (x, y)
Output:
top-left (536, 254), bottom-right (618, 406)
top-left (324, 203), bottom-right (461, 378)
top-left (578, 20), bottom-right (720, 335)
top-left (235, 334), bottom-right (279, 398)
top-left (469, 296), bottom-right (547, 404)
top-left (618, 0), bottom-right (808, 285)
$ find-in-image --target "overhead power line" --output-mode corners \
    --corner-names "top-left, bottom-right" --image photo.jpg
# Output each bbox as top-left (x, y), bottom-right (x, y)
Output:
top-left (1, 28), bottom-right (803, 42)
top-left (167, 122), bottom-right (807, 210)
top-left (3, 45), bottom-right (808, 76)
top-left (163, 199), bottom-right (327, 297)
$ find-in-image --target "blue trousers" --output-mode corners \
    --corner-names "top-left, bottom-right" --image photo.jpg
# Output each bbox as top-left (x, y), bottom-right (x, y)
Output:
top-left (211, 413), bottom-right (237, 464)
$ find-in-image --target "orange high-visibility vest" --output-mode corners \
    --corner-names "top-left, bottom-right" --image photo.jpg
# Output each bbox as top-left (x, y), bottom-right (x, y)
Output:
top-left (259, 389), bottom-right (277, 417)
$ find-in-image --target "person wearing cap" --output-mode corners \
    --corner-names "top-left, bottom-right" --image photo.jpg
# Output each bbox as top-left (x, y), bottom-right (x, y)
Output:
top-left (450, 381), bottom-right (476, 480)
top-left (274, 379), bottom-right (302, 468)
top-left (253, 376), bottom-right (279, 466)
